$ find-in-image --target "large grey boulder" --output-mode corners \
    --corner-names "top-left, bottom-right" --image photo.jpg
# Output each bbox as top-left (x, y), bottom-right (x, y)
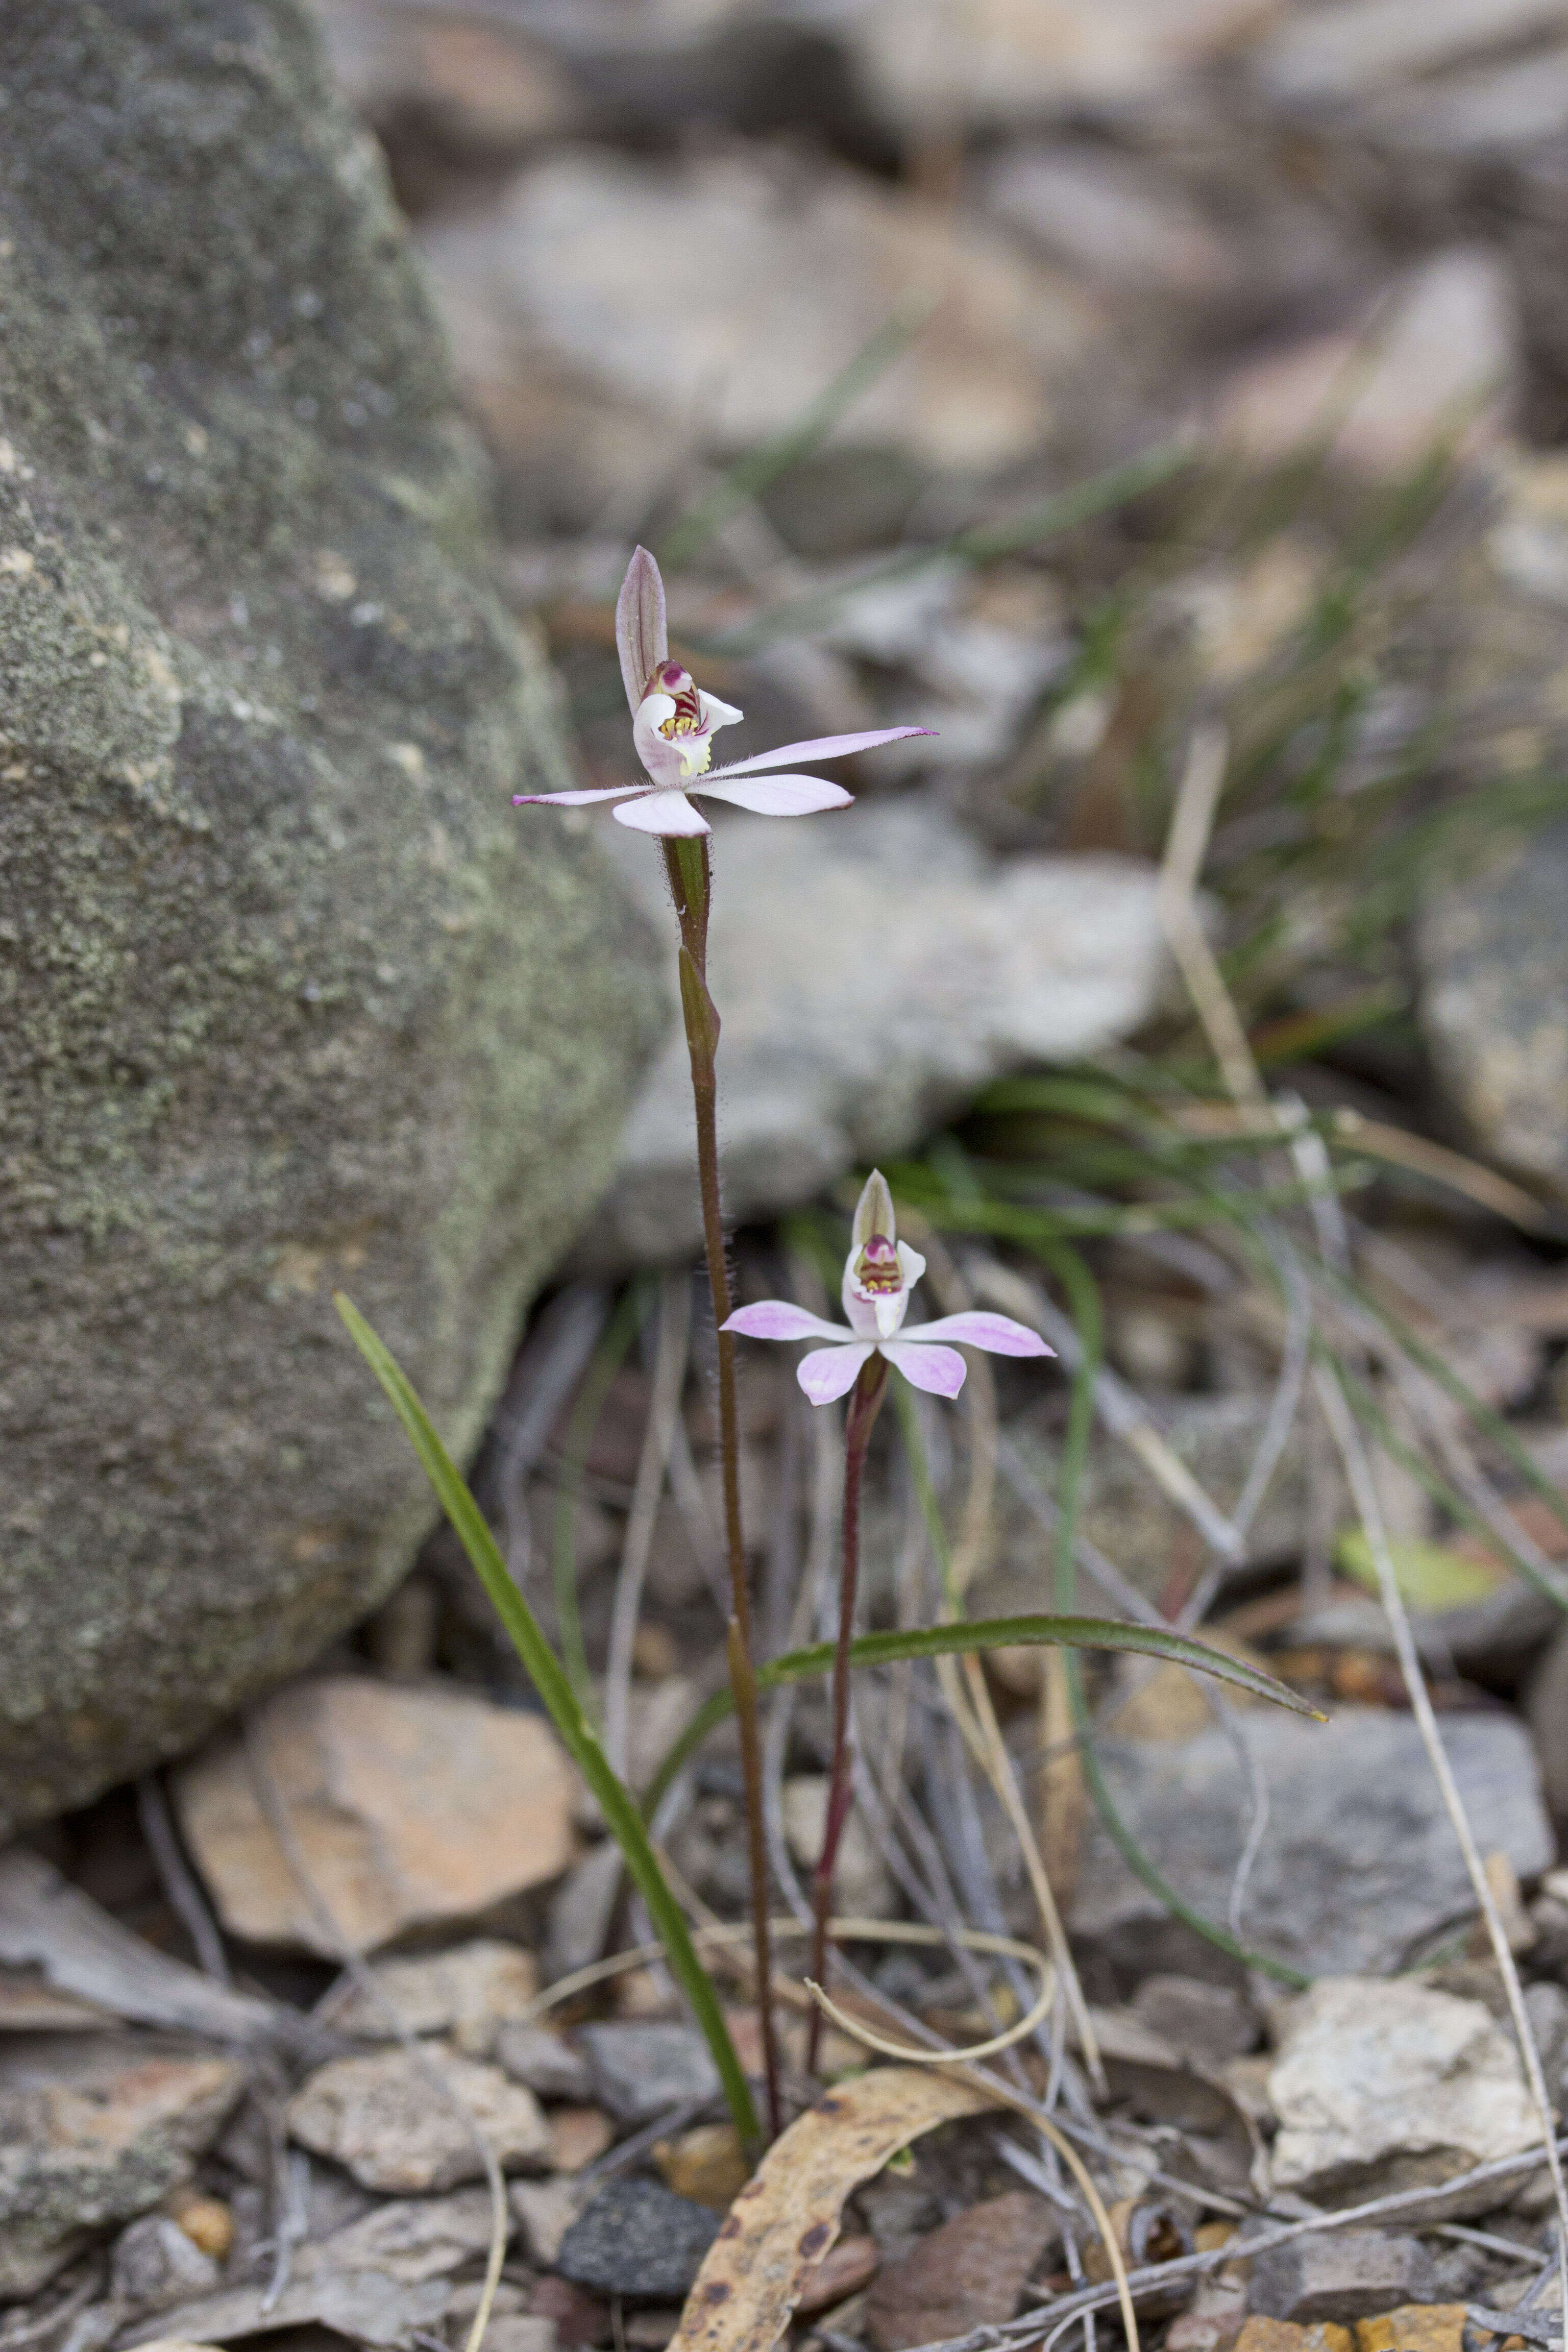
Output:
top-left (0, 1), bottom-right (661, 1830)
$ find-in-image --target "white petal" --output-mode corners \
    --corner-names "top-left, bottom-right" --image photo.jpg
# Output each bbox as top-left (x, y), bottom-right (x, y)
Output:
top-left (612, 790), bottom-right (710, 836)
top-left (881, 1341), bottom-right (967, 1399)
top-left (513, 786), bottom-right (641, 806)
top-left (632, 697), bottom-right (687, 789)
top-left (896, 1242), bottom-right (925, 1291)
top-left (723, 1301), bottom-right (847, 1343)
top-left (697, 690), bottom-right (744, 730)
top-left (705, 726), bottom-right (936, 781)
top-left (697, 774), bottom-right (852, 817)
top-left (905, 1312), bottom-right (1054, 1357)
top-left (797, 1342), bottom-right (874, 1405)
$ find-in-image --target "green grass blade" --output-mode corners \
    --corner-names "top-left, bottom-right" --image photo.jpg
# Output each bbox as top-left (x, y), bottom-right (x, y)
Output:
top-left (656, 301), bottom-right (932, 573)
top-left (704, 441), bottom-right (1191, 657)
top-left (642, 1611), bottom-right (1318, 1820)
top-left (334, 1294), bottom-right (761, 2148)
top-left (553, 1285), bottom-right (645, 1713)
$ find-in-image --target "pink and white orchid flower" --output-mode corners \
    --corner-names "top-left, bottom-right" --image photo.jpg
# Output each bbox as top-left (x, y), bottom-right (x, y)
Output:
top-left (514, 547), bottom-right (932, 838)
top-left (723, 1171), bottom-right (1053, 1404)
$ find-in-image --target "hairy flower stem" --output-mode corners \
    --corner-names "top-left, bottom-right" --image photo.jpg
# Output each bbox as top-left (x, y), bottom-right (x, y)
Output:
top-left (662, 836), bottom-right (781, 2145)
top-left (807, 1352), bottom-right (890, 2072)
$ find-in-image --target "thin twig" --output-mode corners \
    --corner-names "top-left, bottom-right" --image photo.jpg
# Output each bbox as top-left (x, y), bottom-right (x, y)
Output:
top-left (604, 1271), bottom-right (692, 1777)
top-left (136, 1771), bottom-right (232, 1986)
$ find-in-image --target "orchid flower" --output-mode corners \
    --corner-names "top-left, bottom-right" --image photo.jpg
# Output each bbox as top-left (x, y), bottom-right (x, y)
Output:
top-left (724, 1171), bottom-right (1053, 1404)
top-left (514, 547), bottom-right (932, 838)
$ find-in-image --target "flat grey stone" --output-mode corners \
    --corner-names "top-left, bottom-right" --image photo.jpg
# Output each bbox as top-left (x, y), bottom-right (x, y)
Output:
top-left (1267, 1977), bottom-right (1538, 2210)
top-left (577, 2021), bottom-right (721, 2126)
top-left (1250, 2232), bottom-right (1434, 2323)
top-left (494, 2024), bottom-right (595, 2103)
top-left (1070, 1707), bottom-right (1554, 1983)
top-left (585, 799), bottom-right (1168, 1268)
top-left (555, 2177), bottom-right (719, 2301)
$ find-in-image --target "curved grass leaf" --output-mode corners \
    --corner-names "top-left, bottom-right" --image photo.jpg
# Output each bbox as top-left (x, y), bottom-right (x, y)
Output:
top-left (643, 1612), bottom-right (1319, 1821)
top-left (335, 1294), bottom-right (760, 2149)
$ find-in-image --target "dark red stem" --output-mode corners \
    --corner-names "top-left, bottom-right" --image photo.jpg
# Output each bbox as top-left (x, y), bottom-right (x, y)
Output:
top-left (807, 1352), bottom-right (889, 2072)
top-left (661, 837), bottom-right (782, 2145)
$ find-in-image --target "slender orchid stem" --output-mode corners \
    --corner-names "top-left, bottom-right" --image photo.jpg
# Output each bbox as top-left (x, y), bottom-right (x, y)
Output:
top-left (661, 836), bottom-right (782, 2145)
top-left (807, 1351), bottom-right (890, 2071)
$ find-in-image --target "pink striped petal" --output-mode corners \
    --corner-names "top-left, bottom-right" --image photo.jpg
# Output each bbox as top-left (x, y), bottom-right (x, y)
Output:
top-left (513, 785), bottom-right (641, 807)
top-left (704, 727), bottom-right (936, 781)
top-left (617, 545), bottom-right (668, 716)
top-left (698, 775), bottom-right (853, 817)
top-left (797, 1342), bottom-right (874, 1405)
top-left (723, 1301), bottom-right (847, 1344)
top-left (903, 1312), bottom-right (1054, 1358)
top-left (880, 1340), bottom-right (967, 1399)
top-left (613, 790), bottom-right (709, 837)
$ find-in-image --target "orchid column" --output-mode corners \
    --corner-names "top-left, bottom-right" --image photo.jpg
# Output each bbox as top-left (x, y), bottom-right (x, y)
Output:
top-left (725, 1170), bottom-right (1052, 2065)
top-left (518, 550), bottom-right (928, 2137)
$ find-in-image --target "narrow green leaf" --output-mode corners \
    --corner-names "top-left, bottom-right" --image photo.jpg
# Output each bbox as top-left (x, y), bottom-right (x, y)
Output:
top-left (334, 1294), bottom-right (761, 2149)
top-left (656, 301), bottom-right (932, 573)
top-left (704, 441), bottom-right (1191, 657)
top-left (643, 1611), bottom-right (1320, 1820)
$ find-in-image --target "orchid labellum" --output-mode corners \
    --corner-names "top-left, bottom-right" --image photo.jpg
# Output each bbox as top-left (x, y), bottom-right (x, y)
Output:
top-left (514, 547), bottom-right (930, 836)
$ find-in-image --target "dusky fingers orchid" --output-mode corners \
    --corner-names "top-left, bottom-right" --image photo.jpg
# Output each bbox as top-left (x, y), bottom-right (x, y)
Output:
top-left (723, 1168), bottom-right (1052, 1402)
top-left (512, 550), bottom-right (930, 2141)
top-left (723, 1169), bottom-right (1052, 2065)
top-left (513, 546), bottom-right (932, 837)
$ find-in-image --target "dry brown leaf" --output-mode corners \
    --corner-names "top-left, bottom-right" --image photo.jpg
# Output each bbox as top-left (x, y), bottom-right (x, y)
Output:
top-left (670, 2066), bottom-right (1002, 2352)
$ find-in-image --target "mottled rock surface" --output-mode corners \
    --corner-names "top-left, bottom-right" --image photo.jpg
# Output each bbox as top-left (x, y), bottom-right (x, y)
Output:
top-left (0, 2035), bottom-right (246, 2298)
top-left (1267, 1978), bottom-right (1538, 2206)
top-left (1069, 1708), bottom-right (1554, 1984)
top-left (0, 1), bottom-right (661, 1830)
top-left (287, 2045), bottom-right (550, 2191)
top-left (1418, 817), bottom-right (1568, 1196)
top-left (587, 799), bottom-right (1169, 1267)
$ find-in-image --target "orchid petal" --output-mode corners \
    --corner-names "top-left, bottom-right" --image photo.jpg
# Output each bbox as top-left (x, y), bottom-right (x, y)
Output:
top-left (797, 1342), bottom-right (874, 1405)
top-left (697, 690), bottom-right (744, 730)
top-left (631, 700), bottom-right (691, 790)
top-left (896, 1242), bottom-right (925, 1290)
top-left (903, 1311), bottom-right (1055, 1357)
top-left (697, 774), bottom-right (853, 817)
top-left (704, 726), bottom-right (936, 781)
top-left (723, 1301), bottom-right (847, 1344)
top-left (513, 785), bottom-right (642, 807)
top-left (881, 1341), bottom-right (967, 1399)
top-left (853, 1170), bottom-right (896, 1249)
top-left (612, 790), bottom-right (709, 837)
top-left (616, 545), bottom-right (668, 716)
